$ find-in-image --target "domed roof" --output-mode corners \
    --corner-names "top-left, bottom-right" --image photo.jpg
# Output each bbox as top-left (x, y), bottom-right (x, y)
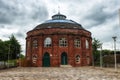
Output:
top-left (34, 13), bottom-right (85, 30)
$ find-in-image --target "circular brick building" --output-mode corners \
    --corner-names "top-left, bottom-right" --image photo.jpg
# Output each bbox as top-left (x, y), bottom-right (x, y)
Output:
top-left (26, 13), bottom-right (92, 67)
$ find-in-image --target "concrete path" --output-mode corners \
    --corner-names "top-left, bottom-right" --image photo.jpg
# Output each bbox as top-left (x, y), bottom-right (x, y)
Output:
top-left (0, 67), bottom-right (120, 80)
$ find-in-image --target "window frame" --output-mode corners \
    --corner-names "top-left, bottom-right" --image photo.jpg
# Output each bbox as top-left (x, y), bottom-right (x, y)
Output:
top-left (86, 39), bottom-right (89, 49)
top-left (32, 40), bottom-right (38, 48)
top-left (74, 39), bottom-right (80, 48)
top-left (44, 37), bottom-right (52, 47)
top-left (75, 55), bottom-right (80, 63)
top-left (59, 38), bottom-right (68, 47)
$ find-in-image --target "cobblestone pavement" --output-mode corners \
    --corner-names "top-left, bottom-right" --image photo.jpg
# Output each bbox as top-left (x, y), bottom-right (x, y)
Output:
top-left (0, 67), bottom-right (120, 80)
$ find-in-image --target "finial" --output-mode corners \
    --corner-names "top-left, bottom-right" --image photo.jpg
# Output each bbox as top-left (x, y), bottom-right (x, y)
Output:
top-left (58, 0), bottom-right (60, 14)
top-left (58, 6), bottom-right (60, 14)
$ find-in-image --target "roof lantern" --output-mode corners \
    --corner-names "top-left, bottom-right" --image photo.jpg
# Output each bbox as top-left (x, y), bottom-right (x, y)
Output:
top-left (52, 13), bottom-right (66, 20)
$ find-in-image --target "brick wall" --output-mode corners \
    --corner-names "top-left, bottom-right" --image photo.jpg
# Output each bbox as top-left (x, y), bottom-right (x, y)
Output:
top-left (26, 28), bottom-right (92, 67)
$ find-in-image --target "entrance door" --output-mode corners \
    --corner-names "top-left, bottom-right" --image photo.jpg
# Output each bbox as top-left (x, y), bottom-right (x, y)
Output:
top-left (61, 52), bottom-right (68, 65)
top-left (42, 52), bottom-right (50, 67)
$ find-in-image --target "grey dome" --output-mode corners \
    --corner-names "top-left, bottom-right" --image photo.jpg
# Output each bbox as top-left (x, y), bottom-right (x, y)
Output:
top-left (34, 13), bottom-right (85, 30)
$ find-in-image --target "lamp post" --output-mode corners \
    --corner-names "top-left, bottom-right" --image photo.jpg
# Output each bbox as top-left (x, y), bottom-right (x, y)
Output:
top-left (112, 36), bottom-right (117, 71)
top-left (100, 43), bottom-right (103, 68)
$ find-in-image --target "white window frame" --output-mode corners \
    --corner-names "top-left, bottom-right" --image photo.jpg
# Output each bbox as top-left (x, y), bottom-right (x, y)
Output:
top-left (86, 39), bottom-right (89, 49)
top-left (33, 40), bottom-right (38, 48)
top-left (75, 55), bottom-right (80, 63)
top-left (44, 37), bottom-right (52, 47)
top-left (74, 39), bottom-right (80, 48)
top-left (59, 38), bottom-right (68, 47)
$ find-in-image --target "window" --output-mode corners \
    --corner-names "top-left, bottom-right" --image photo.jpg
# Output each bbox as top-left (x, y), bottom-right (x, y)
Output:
top-left (74, 39), bottom-right (80, 47)
top-left (76, 55), bottom-right (80, 63)
top-left (86, 40), bottom-right (89, 49)
top-left (44, 37), bottom-right (52, 47)
top-left (32, 54), bottom-right (37, 63)
top-left (33, 40), bottom-right (38, 48)
top-left (59, 38), bottom-right (68, 47)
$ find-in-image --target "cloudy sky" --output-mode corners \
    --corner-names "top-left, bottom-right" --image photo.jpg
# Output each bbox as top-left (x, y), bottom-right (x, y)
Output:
top-left (0, 0), bottom-right (120, 55)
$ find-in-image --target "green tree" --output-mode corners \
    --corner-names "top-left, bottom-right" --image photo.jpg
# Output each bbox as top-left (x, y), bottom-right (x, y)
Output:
top-left (92, 38), bottom-right (101, 51)
top-left (0, 40), bottom-right (9, 67)
top-left (102, 49), bottom-right (111, 56)
top-left (0, 35), bottom-right (21, 68)
top-left (0, 35), bottom-right (21, 61)
top-left (9, 35), bottom-right (21, 60)
top-left (20, 53), bottom-right (25, 59)
top-left (0, 40), bottom-right (9, 61)
top-left (92, 38), bottom-right (101, 66)
top-left (0, 40), bottom-right (5, 61)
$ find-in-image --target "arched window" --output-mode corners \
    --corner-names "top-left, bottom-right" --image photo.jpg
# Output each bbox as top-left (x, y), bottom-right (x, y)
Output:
top-left (33, 40), bottom-right (38, 48)
top-left (75, 55), bottom-right (80, 63)
top-left (74, 39), bottom-right (80, 47)
top-left (32, 54), bottom-right (37, 63)
top-left (59, 38), bottom-right (68, 47)
top-left (86, 39), bottom-right (89, 49)
top-left (44, 37), bottom-right (52, 47)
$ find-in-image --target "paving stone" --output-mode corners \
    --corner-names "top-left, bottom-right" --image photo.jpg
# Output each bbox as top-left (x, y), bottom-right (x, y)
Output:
top-left (0, 67), bottom-right (120, 80)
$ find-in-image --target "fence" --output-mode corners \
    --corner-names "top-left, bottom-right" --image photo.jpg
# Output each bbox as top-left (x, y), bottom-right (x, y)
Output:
top-left (0, 61), bottom-right (18, 69)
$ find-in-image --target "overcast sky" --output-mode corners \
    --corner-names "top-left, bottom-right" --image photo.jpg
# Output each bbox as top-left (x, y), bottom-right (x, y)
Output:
top-left (0, 0), bottom-right (120, 55)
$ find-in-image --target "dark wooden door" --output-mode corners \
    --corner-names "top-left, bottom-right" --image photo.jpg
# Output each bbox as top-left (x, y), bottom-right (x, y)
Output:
top-left (61, 52), bottom-right (68, 65)
top-left (42, 53), bottom-right (50, 67)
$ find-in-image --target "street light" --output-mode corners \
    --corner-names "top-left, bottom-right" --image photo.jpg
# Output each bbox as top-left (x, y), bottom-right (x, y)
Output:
top-left (112, 36), bottom-right (117, 71)
top-left (100, 43), bottom-right (103, 68)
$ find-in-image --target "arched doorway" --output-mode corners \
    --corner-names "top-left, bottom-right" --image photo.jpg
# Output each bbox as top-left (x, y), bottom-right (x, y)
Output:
top-left (42, 52), bottom-right (50, 67)
top-left (61, 52), bottom-right (68, 65)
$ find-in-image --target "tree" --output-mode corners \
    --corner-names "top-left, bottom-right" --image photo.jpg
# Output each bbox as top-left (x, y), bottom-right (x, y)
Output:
top-left (0, 35), bottom-right (21, 68)
top-left (102, 49), bottom-right (111, 56)
top-left (0, 40), bottom-right (9, 61)
top-left (0, 40), bottom-right (5, 61)
top-left (20, 54), bottom-right (25, 59)
top-left (9, 35), bottom-right (21, 60)
top-left (0, 35), bottom-right (21, 61)
top-left (92, 38), bottom-right (101, 66)
top-left (92, 38), bottom-right (101, 51)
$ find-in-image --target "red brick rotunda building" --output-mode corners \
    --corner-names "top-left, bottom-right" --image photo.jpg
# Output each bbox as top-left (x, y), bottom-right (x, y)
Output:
top-left (26, 13), bottom-right (92, 67)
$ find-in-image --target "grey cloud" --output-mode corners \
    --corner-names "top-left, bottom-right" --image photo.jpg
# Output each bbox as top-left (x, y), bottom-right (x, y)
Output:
top-left (31, 6), bottom-right (48, 22)
top-left (59, 0), bottom-right (85, 3)
top-left (92, 24), bottom-right (119, 43)
top-left (2, 34), bottom-right (10, 38)
top-left (0, 24), bottom-right (5, 28)
top-left (68, 0), bottom-right (119, 29)
top-left (0, 0), bottom-right (17, 24)
top-left (0, 0), bottom-right (48, 25)
top-left (16, 32), bottom-right (25, 38)
top-left (84, 5), bottom-right (116, 28)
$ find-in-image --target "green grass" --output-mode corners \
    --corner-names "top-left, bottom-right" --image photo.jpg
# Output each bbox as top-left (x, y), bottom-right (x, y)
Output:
top-left (7, 59), bottom-right (18, 67)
